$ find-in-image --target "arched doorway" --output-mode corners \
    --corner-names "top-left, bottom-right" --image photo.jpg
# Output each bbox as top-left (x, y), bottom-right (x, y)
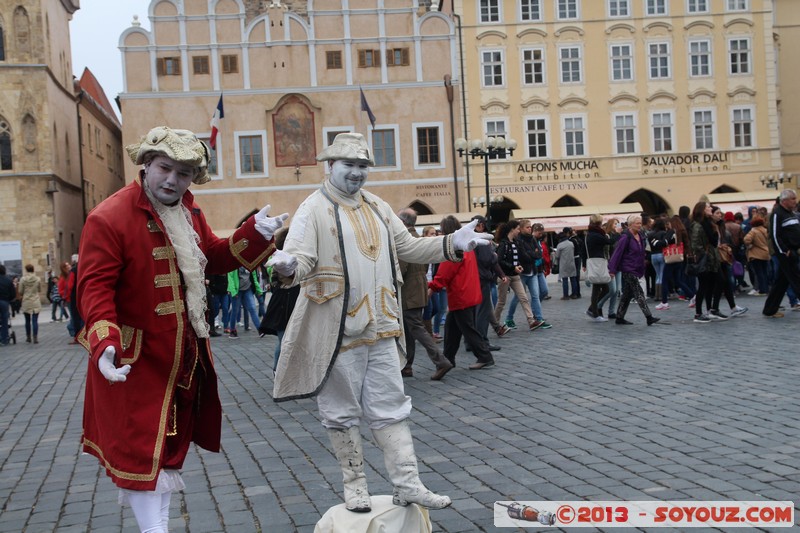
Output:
top-left (621, 189), bottom-right (670, 216)
top-left (490, 197), bottom-right (521, 225)
top-left (408, 200), bottom-right (433, 215)
top-left (711, 184), bottom-right (739, 194)
top-left (552, 195), bottom-right (582, 207)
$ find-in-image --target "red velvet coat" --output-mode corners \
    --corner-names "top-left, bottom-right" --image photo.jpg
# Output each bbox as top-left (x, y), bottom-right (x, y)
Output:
top-left (77, 177), bottom-right (275, 490)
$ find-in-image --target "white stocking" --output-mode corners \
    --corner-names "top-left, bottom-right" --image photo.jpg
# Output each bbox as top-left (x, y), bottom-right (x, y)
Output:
top-left (160, 491), bottom-right (172, 531)
top-left (125, 489), bottom-right (167, 533)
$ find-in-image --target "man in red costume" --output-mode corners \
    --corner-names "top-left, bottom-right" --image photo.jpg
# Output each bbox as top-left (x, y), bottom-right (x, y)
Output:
top-left (77, 126), bottom-right (288, 533)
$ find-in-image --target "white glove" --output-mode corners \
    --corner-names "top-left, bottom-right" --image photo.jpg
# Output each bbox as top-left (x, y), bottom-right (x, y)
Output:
top-left (98, 346), bottom-right (131, 383)
top-left (452, 219), bottom-right (493, 252)
top-left (267, 249), bottom-right (298, 277)
top-left (254, 204), bottom-right (290, 241)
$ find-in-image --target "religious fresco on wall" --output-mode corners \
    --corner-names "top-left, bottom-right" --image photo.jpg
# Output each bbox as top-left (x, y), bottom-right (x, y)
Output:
top-left (272, 95), bottom-right (316, 167)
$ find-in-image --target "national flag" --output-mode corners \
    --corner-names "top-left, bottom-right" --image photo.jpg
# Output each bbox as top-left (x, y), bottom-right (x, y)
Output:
top-left (360, 88), bottom-right (376, 129)
top-left (209, 94), bottom-right (224, 149)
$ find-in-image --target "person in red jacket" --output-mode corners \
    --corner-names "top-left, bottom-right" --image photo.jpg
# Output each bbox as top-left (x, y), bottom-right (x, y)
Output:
top-left (77, 126), bottom-right (287, 533)
top-left (428, 215), bottom-right (495, 370)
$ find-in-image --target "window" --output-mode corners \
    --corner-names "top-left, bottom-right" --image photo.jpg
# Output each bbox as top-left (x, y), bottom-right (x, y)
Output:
top-left (559, 46), bottom-right (582, 83)
top-left (689, 40), bottom-right (711, 77)
top-left (480, 0), bottom-right (500, 22)
top-left (192, 56), bottom-right (209, 75)
top-left (563, 116), bottom-right (586, 156)
top-left (522, 48), bottom-right (545, 85)
top-left (481, 50), bottom-right (504, 87)
top-left (326, 51), bottom-right (342, 69)
top-left (557, 0), bottom-right (579, 20)
top-left (693, 110), bottom-right (714, 150)
top-left (415, 126), bottom-right (441, 165)
top-left (237, 133), bottom-right (266, 175)
top-left (648, 42), bottom-right (670, 79)
top-left (198, 136), bottom-right (219, 177)
top-left (87, 123), bottom-right (92, 153)
top-left (687, 0), bottom-right (708, 13)
top-left (646, 0), bottom-right (668, 15)
top-left (609, 0), bottom-right (630, 17)
top-left (371, 129), bottom-right (396, 167)
top-left (651, 112), bottom-right (673, 152)
top-left (95, 127), bottom-right (102, 159)
top-left (727, 0), bottom-right (748, 10)
top-left (729, 38), bottom-right (751, 75)
top-left (485, 120), bottom-right (508, 160)
top-left (222, 55), bottom-right (238, 74)
top-left (358, 49), bottom-right (381, 68)
top-left (156, 57), bottom-right (181, 76)
top-left (0, 118), bottom-right (11, 170)
top-left (610, 44), bottom-right (633, 81)
top-left (386, 48), bottom-right (409, 67)
top-left (614, 114), bottom-right (636, 154)
top-left (520, 0), bottom-right (542, 21)
top-left (0, 26), bottom-right (5, 61)
top-left (526, 117), bottom-right (549, 158)
top-left (732, 107), bottom-right (753, 148)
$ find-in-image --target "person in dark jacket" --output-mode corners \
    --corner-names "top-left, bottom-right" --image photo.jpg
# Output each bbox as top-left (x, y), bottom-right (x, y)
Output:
top-left (471, 216), bottom-right (509, 347)
top-left (585, 215), bottom-right (611, 321)
top-left (505, 219), bottom-right (551, 330)
top-left (608, 215), bottom-right (659, 326)
top-left (493, 220), bottom-right (537, 330)
top-left (763, 189), bottom-right (800, 317)
top-left (0, 264), bottom-right (16, 346)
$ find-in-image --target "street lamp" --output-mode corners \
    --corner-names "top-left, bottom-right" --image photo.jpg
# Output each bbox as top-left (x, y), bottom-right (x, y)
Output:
top-left (760, 172), bottom-right (794, 190)
top-left (455, 136), bottom-right (516, 227)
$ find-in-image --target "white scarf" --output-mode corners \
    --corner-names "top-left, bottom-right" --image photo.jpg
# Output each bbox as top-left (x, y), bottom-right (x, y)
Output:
top-left (144, 182), bottom-right (210, 338)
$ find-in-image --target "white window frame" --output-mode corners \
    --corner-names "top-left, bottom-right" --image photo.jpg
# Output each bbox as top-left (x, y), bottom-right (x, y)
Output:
top-left (731, 106), bottom-right (755, 149)
top-left (648, 41), bottom-right (671, 79)
top-left (558, 44), bottom-right (583, 84)
top-left (562, 114), bottom-right (588, 157)
top-left (645, 0), bottom-right (669, 16)
top-left (197, 133), bottom-right (223, 180)
top-left (484, 118), bottom-right (510, 160)
top-left (608, 0), bottom-right (631, 18)
top-left (369, 124), bottom-right (401, 172)
top-left (234, 130), bottom-right (269, 179)
top-left (521, 46), bottom-right (546, 86)
top-left (610, 42), bottom-right (634, 81)
top-left (726, 0), bottom-right (748, 11)
top-left (688, 38), bottom-right (712, 77)
top-left (556, 0), bottom-right (580, 20)
top-left (692, 108), bottom-right (716, 151)
top-left (479, 0), bottom-right (502, 23)
top-left (520, 0), bottom-right (543, 21)
top-left (650, 111), bottom-right (675, 153)
top-left (321, 126), bottom-right (354, 174)
top-left (481, 48), bottom-right (506, 88)
top-left (728, 37), bottom-right (751, 76)
top-left (412, 121), bottom-right (446, 170)
top-left (686, 0), bottom-right (709, 13)
top-left (613, 113), bottom-right (638, 155)
top-left (525, 115), bottom-right (551, 159)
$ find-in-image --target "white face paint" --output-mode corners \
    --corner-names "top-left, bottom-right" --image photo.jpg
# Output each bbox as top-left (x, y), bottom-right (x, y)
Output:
top-left (329, 159), bottom-right (369, 196)
top-left (144, 155), bottom-right (196, 205)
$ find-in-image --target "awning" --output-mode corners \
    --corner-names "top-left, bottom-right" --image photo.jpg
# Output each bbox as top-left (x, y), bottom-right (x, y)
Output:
top-left (704, 191), bottom-right (777, 216)
top-left (414, 212), bottom-right (482, 227)
top-left (509, 203), bottom-right (644, 232)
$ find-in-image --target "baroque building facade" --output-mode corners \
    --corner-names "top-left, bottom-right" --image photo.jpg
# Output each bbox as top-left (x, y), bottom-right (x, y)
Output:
top-left (118, 0), bottom-right (462, 233)
top-left (454, 0), bottom-right (789, 220)
top-left (0, 0), bottom-right (83, 275)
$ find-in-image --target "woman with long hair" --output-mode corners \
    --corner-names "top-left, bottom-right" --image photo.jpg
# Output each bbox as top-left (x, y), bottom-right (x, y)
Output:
top-left (648, 216), bottom-right (669, 303)
top-left (709, 205), bottom-right (748, 318)
top-left (659, 215), bottom-right (695, 309)
top-left (596, 218), bottom-right (622, 318)
top-left (18, 264), bottom-right (42, 343)
top-left (689, 201), bottom-right (718, 323)
top-left (608, 214), bottom-right (659, 325)
top-left (743, 215), bottom-right (770, 295)
top-left (585, 214), bottom-right (611, 321)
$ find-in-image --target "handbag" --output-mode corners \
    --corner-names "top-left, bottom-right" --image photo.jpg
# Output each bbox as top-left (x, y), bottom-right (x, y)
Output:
top-left (732, 259), bottom-right (745, 278)
top-left (717, 243), bottom-right (733, 265)
top-left (663, 243), bottom-right (684, 264)
top-left (587, 258), bottom-right (611, 284)
top-left (686, 252), bottom-right (708, 276)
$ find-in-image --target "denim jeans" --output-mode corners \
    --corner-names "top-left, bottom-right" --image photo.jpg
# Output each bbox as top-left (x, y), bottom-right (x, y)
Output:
top-left (0, 300), bottom-right (9, 344)
top-left (506, 273), bottom-right (544, 321)
top-left (651, 253), bottom-right (665, 285)
top-left (536, 272), bottom-right (549, 299)
top-left (597, 271), bottom-right (621, 315)
top-left (24, 313), bottom-right (39, 339)
top-left (228, 290), bottom-right (260, 331)
top-left (431, 290), bottom-right (447, 334)
top-left (212, 293), bottom-right (230, 329)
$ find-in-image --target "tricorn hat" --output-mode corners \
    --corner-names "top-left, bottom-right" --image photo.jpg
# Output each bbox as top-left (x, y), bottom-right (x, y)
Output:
top-left (316, 132), bottom-right (375, 166)
top-left (126, 126), bottom-right (212, 184)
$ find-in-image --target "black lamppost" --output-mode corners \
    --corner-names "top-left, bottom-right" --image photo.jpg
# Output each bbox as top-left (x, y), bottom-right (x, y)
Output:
top-left (454, 136), bottom-right (516, 228)
top-left (760, 172), bottom-right (794, 190)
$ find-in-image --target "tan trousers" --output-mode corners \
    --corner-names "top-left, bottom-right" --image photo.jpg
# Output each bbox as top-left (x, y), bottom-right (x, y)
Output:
top-left (494, 275), bottom-right (534, 325)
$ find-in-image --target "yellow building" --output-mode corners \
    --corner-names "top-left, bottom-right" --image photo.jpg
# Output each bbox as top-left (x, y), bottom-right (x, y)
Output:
top-left (118, 0), bottom-right (463, 233)
top-left (453, 0), bottom-right (788, 220)
top-left (0, 0), bottom-right (83, 275)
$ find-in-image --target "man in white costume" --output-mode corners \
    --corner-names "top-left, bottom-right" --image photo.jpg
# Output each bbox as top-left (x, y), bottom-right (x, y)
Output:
top-left (269, 133), bottom-right (491, 513)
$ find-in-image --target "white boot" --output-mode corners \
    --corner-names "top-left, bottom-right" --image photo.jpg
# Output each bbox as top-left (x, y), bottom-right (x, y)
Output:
top-left (372, 419), bottom-right (451, 509)
top-left (327, 426), bottom-right (372, 512)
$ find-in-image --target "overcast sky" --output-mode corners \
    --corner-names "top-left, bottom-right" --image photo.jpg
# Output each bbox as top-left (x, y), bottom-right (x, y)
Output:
top-left (70, 0), bottom-right (151, 118)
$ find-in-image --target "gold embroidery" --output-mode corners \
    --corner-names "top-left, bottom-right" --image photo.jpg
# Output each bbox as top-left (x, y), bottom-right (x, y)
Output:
top-left (301, 270), bottom-right (344, 303)
top-left (380, 287), bottom-right (399, 320)
top-left (340, 331), bottom-right (402, 352)
top-left (76, 327), bottom-right (91, 352)
top-left (152, 246), bottom-right (176, 260)
top-left (147, 220), bottom-right (162, 233)
top-left (156, 300), bottom-right (186, 316)
top-left (89, 320), bottom-right (121, 342)
top-left (154, 273), bottom-right (180, 288)
top-left (229, 234), bottom-right (275, 271)
top-left (119, 325), bottom-right (144, 365)
top-left (166, 402), bottom-right (177, 436)
top-left (347, 294), bottom-right (372, 319)
top-left (342, 196), bottom-right (381, 261)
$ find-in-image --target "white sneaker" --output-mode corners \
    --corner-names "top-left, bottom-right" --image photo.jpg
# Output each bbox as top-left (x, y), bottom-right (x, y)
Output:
top-left (594, 316), bottom-right (608, 322)
top-left (655, 303), bottom-right (669, 311)
top-left (730, 305), bottom-right (748, 317)
top-left (747, 289), bottom-right (759, 296)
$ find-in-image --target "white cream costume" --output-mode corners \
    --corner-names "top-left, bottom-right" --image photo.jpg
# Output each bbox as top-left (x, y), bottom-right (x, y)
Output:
top-left (272, 180), bottom-right (461, 403)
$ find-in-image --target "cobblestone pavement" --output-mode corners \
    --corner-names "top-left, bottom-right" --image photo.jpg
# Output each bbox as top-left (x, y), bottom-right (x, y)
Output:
top-left (1, 286), bottom-right (798, 532)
